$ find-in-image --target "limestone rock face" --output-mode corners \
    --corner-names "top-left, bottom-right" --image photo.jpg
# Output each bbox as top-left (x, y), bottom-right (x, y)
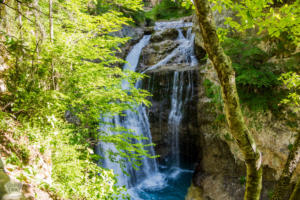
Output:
top-left (150, 28), bottom-right (179, 43)
top-left (139, 18), bottom-right (204, 165)
top-left (141, 40), bottom-right (180, 66)
top-left (111, 26), bottom-right (144, 43)
top-left (185, 61), bottom-right (300, 200)
top-left (142, 68), bottom-right (201, 164)
top-left (185, 10), bottom-right (300, 200)
top-left (111, 26), bottom-right (145, 60)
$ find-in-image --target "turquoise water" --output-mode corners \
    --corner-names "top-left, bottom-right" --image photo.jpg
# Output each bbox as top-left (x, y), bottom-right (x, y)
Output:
top-left (129, 166), bottom-right (193, 200)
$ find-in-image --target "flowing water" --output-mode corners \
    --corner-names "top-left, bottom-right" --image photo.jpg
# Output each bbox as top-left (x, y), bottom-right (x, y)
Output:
top-left (98, 20), bottom-right (197, 199)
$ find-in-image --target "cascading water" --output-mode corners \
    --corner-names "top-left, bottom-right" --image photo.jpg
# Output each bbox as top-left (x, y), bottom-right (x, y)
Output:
top-left (144, 21), bottom-right (197, 168)
top-left (168, 71), bottom-right (184, 167)
top-left (97, 35), bottom-right (159, 188)
top-left (98, 20), bottom-right (197, 200)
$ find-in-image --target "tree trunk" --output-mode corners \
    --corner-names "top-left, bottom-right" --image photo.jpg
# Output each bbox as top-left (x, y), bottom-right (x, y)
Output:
top-left (193, 1), bottom-right (263, 200)
top-left (272, 131), bottom-right (300, 200)
top-left (289, 178), bottom-right (300, 200)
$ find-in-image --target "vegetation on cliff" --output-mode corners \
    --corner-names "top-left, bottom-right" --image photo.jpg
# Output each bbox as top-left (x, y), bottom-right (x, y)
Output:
top-left (145, 0), bottom-right (193, 20)
top-left (183, 0), bottom-right (299, 199)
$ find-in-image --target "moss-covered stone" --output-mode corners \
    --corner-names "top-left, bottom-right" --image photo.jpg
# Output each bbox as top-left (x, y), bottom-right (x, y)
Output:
top-left (185, 184), bottom-right (203, 200)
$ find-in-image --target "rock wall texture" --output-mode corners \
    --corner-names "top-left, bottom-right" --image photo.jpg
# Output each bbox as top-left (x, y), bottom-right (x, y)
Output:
top-left (142, 68), bottom-right (201, 165)
top-left (185, 12), bottom-right (300, 200)
top-left (185, 60), bottom-right (299, 200)
top-left (139, 23), bottom-right (202, 165)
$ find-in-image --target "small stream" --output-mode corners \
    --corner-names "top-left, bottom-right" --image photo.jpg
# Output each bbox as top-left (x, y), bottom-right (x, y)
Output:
top-left (98, 20), bottom-right (198, 199)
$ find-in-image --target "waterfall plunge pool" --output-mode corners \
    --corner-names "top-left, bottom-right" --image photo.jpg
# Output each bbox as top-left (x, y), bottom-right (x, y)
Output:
top-left (128, 165), bottom-right (194, 200)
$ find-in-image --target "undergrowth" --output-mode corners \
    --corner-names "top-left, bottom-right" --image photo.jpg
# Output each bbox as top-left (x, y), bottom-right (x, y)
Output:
top-left (222, 37), bottom-right (294, 111)
top-left (145, 0), bottom-right (193, 21)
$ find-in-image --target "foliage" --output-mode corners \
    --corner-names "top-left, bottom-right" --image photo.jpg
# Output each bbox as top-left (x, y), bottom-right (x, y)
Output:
top-left (0, 0), bottom-right (153, 198)
top-left (51, 125), bottom-right (128, 199)
top-left (203, 78), bottom-right (223, 110)
top-left (146, 0), bottom-right (193, 20)
top-left (279, 72), bottom-right (300, 111)
top-left (239, 175), bottom-right (247, 185)
top-left (268, 190), bottom-right (274, 199)
top-left (203, 78), bottom-right (226, 124)
top-left (96, 0), bottom-right (145, 25)
top-left (219, 0), bottom-right (300, 58)
top-left (180, 0), bottom-right (299, 111)
top-left (222, 37), bottom-right (283, 110)
top-left (223, 37), bottom-right (278, 88)
top-left (179, 0), bottom-right (300, 47)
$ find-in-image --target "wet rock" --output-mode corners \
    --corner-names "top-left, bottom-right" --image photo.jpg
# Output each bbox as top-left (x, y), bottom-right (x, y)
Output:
top-left (150, 28), bottom-right (179, 43)
top-left (192, 15), bottom-right (206, 60)
top-left (110, 26), bottom-right (144, 43)
top-left (144, 26), bottom-right (155, 34)
top-left (110, 26), bottom-right (145, 61)
top-left (140, 40), bottom-right (180, 66)
top-left (183, 16), bottom-right (193, 23)
top-left (142, 68), bottom-right (200, 164)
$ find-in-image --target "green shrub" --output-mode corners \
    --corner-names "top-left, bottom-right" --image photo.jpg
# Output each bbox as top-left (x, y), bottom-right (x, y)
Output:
top-left (239, 176), bottom-right (246, 185)
top-left (203, 79), bottom-right (223, 111)
top-left (146, 0), bottom-right (193, 20)
top-left (223, 37), bottom-right (282, 111)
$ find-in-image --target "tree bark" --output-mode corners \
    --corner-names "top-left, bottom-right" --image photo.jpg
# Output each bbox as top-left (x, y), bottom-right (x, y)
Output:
top-left (289, 177), bottom-right (300, 200)
top-left (272, 131), bottom-right (300, 200)
top-left (193, 1), bottom-right (263, 200)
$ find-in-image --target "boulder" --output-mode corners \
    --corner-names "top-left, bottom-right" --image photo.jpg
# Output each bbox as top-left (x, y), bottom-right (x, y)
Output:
top-left (140, 40), bottom-right (180, 66)
top-left (150, 28), bottom-right (179, 43)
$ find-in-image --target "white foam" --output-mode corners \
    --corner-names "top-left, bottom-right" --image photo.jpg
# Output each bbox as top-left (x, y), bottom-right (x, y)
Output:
top-left (169, 167), bottom-right (193, 179)
top-left (137, 172), bottom-right (168, 191)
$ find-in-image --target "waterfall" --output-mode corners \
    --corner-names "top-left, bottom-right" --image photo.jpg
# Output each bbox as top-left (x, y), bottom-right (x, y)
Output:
top-left (98, 19), bottom-right (197, 199)
top-left (145, 21), bottom-right (197, 167)
top-left (97, 35), bottom-right (158, 188)
top-left (168, 71), bottom-right (184, 167)
top-left (143, 24), bottom-right (197, 73)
